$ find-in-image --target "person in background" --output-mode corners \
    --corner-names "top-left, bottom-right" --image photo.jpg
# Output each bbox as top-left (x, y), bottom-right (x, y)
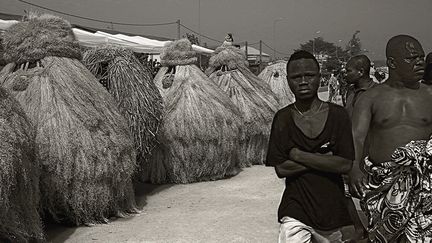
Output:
top-left (327, 73), bottom-right (339, 104)
top-left (337, 69), bottom-right (349, 106)
top-left (423, 52), bottom-right (432, 85)
top-left (345, 55), bottom-right (376, 118)
top-left (342, 54), bottom-right (378, 241)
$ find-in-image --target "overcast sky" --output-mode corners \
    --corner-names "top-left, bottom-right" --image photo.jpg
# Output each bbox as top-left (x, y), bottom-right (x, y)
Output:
top-left (2, 0), bottom-right (431, 61)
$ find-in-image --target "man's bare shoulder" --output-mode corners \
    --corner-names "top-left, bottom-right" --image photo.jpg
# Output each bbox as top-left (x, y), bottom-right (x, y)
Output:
top-left (420, 82), bottom-right (432, 94)
top-left (359, 82), bottom-right (432, 105)
top-left (359, 83), bottom-right (388, 100)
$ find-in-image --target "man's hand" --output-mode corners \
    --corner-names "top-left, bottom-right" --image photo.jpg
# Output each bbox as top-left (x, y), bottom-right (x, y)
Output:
top-left (348, 164), bottom-right (368, 199)
top-left (289, 147), bottom-right (300, 161)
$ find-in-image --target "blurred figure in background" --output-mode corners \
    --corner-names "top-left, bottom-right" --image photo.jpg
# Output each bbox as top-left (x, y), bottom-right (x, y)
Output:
top-left (327, 73), bottom-right (339, 104)
top-left (423, 52), bottom-right (432, 85)
top-left (344, 55), bottom-right (376, 118)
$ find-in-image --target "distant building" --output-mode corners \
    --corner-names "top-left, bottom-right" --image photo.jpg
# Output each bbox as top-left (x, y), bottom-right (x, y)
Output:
top-left (240, 46), bottom-right (270, 75)
top-left (240, 46), bottom-right (270, 63)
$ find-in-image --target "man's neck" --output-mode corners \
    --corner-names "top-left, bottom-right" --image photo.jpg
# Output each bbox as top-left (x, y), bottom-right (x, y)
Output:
top-left (354, 77), bottom-right (373, 90)
top-left (294, 96), bottom-right (321, 112)
top-left (387, 73), bottom-right (420, 89)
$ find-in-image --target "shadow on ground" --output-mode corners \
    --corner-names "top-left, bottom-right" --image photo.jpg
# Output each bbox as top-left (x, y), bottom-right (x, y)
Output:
top-left (134, 181), bottom-right (173, 208)
top-left (44, 182), bottom-right (173, 243)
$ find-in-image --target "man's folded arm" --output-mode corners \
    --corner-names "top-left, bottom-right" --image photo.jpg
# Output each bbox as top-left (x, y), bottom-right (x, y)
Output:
top-left (290, 148), bottom-right (353, 174)
top-left (274, 160), bottom-right (309, 178)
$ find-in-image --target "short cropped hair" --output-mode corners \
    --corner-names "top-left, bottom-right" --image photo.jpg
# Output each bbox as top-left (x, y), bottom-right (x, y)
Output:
top-left (347, 55), bottom-right (371, 76)
top-left (386, 34), bottom-right (419, 59)
top-left (286, 50), bottom-right (320, 74)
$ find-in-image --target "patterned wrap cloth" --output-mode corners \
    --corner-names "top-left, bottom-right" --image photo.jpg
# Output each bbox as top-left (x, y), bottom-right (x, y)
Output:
top-left (361, 138), bottom-right (432, 242)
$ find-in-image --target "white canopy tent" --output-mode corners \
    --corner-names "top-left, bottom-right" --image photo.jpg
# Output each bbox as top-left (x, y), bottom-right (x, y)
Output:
top-left (0, 19), bottom-right (18, 30)
top-left (0, 19), bottom-right (214, 55)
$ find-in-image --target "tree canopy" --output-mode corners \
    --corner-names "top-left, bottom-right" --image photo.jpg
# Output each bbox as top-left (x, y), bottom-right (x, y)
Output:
top-left (296, 37), bottom-right (348, 74)
top-left (347, 30), bottom-right (362, 57)
top-left (295, 31), bottom-right (365, 75)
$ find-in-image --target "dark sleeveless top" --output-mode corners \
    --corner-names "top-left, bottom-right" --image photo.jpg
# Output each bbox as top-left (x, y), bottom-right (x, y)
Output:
top-left (266, 102), bottom-right (354, 230)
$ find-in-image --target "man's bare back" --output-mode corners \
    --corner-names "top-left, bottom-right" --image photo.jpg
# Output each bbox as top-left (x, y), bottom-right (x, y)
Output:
top-left (356, 82), bottom-right (432, 163)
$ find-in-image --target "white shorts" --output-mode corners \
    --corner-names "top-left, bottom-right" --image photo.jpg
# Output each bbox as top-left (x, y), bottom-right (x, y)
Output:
top-left (278, 217), bottom-right (343, 243)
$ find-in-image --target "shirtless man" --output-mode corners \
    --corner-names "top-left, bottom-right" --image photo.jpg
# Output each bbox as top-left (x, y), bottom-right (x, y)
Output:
top-left (345, 55), bottom-right (376, 118)
top-left (342, 55), bottom-right (378, 240)
top-left (349, 35), bottom-right (432, 242)
top-left (267, 50), bottom-right (354, 242)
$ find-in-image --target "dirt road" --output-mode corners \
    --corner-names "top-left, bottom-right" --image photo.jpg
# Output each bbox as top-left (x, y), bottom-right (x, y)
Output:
top-left (46, 166), bottom-right (285, 243)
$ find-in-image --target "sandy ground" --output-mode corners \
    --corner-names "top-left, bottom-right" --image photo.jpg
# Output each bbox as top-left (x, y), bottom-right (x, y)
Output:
top-left (45, 166), bottom-right (285, 243)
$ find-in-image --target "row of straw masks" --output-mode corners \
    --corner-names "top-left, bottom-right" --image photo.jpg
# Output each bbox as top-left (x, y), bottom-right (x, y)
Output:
top-left (206, 44), bottom-right (279, 167)
top-left (0, 13), bottom-right (138, 226)
top-left (0, 87), bottom-right (43, 242)
top-left (152, 39), bottom-right (243, 184)
top-left (258, 60), bottom-right (295, 109)
top-left (82, 46), bottom-right (163, 182)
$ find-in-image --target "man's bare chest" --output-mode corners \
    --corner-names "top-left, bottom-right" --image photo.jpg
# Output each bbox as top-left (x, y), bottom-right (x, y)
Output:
top-left (373, 95), bottom-right (432, 128)
top-left (293, 110), bottom-right (329, 138)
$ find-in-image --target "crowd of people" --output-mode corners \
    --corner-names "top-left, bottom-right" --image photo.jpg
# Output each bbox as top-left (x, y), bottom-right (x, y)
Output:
top-left (266, 34), bottom-right (432, 242)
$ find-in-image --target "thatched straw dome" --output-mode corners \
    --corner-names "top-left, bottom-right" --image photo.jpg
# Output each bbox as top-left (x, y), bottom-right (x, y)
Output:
top-left (82, 46), bottom-right (163, 182)
top-left (0, 87), bottom-right (43, 242)
top-left (2, 13), bottom-right (81, 65)
top-left (258, 60), bottom-right (295, 108)
top-left (152, 39), bottom-right (243, 184)
top-left (207, 44), bottom-right (278, 166)
top-left (0, 14), bottom-right (138, 225)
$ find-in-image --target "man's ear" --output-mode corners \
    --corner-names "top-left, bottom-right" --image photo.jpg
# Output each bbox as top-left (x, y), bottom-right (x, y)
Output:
top-left (387, 57), bottom-right (396, 69)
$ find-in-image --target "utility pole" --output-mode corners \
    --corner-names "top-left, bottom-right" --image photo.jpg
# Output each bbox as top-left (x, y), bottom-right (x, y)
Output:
top-left (336, 39), bottom-right (342, 61)
top-left (198, 0), bottom-right (202, 69)
top-left (312, 38), bottom-right (315, 56)
top-left (198, 0), bottom-right (201, 44)
top-left (177, 19), bottom-right (181, 40)
top-left (312, 30), bottom-right (321, 57)
top-left (259, 40), bottom-right (263, 73)
top-left (272, 18), bottom-right (285, 60)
